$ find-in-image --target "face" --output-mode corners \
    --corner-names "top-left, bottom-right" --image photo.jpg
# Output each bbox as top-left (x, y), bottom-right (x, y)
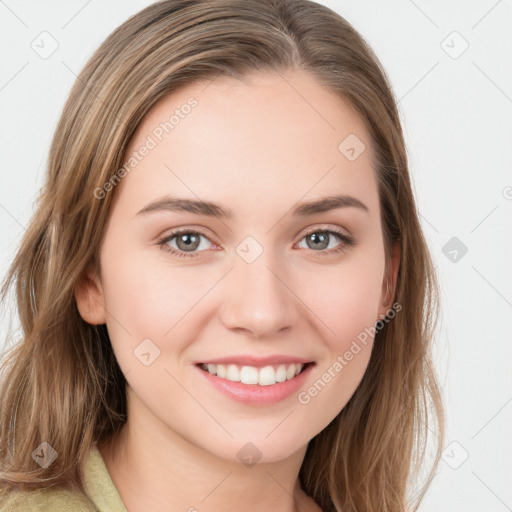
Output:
top-left (76, 68), bottom-right (398, 464)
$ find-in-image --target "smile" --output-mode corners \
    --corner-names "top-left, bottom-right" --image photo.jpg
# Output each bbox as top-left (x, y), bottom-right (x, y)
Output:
top-left (199, 363), bottom-right (306, 386)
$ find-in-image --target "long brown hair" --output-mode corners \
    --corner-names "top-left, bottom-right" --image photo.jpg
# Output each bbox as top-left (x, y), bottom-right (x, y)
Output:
top-left (0, 1), bottom-right (444, 510)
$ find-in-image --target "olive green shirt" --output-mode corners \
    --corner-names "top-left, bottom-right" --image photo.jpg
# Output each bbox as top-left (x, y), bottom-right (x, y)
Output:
top-left (0, 445), bottom-right (128, 511)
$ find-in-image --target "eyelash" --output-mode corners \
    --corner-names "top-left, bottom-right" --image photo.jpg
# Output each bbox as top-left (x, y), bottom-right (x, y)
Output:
top-left (157, 227), bottom-right (355, 259)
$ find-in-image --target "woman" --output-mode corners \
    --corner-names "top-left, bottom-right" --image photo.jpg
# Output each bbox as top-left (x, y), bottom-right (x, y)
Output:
top-left (0, 0), bottom-right (444, 510)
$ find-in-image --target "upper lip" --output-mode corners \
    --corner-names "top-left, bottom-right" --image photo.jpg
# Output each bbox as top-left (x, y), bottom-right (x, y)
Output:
top-left (198, 355), bottom-right (313, 366)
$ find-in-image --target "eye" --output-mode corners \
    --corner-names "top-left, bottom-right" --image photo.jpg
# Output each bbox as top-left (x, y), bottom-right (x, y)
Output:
top-left (157, 230), bottom-right (215, 258)
top-left (296, 228), bottom-right (354, 256)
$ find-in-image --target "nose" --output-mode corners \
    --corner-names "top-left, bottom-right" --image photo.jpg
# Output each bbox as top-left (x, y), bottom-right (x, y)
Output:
top-left (218, 248), bottom-right (299, 339)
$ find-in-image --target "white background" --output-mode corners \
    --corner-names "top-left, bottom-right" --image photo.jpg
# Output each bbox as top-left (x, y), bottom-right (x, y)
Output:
top-left (1, 1), bottom-right (511, 510)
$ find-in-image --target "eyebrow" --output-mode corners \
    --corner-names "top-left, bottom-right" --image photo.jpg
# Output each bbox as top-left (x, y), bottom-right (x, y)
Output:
top-left (136, 194), bottom-right (369, 218)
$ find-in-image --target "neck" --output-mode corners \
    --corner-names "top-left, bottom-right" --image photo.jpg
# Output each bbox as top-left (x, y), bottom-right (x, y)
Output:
top-left (99, 391), bottom-right (321, 512)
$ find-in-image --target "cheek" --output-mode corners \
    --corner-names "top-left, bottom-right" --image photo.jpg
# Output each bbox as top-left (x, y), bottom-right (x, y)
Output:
top-left (294, 281), bottom-right (380, 428)
top-left (293, 252), bottom-right (383, 415)
top-left (300, 253), bottom-right (384, 349)
top-left (102, 250), bottom-right (208, 334)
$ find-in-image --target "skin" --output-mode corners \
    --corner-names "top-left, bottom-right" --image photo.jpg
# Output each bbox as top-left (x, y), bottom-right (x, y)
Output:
top-left (75, 68), bottom-right (399, 512)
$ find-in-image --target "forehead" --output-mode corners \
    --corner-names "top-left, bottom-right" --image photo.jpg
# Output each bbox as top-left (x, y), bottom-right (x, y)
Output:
top-left (115, 69), bottom-right (378, 216)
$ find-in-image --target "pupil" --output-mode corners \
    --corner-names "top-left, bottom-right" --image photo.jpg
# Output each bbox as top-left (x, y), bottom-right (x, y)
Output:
top-left (310, 233), bottom-right (327, 249)
top-left (178, 233), bottom-right (198, 250)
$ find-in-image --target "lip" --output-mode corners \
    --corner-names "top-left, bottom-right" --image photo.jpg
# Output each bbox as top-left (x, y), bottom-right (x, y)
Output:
top-left (195, 362), bottom-right (315, 406)
top-left (198, 355), bottom-right (312, 367)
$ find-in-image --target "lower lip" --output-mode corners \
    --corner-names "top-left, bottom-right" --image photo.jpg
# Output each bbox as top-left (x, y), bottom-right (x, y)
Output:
top-left (195, 363), bottom-right (314, 406)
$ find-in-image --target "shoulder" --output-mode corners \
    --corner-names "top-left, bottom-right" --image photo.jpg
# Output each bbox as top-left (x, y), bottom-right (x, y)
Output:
top-left (0, 486), bottom-right (97, 512)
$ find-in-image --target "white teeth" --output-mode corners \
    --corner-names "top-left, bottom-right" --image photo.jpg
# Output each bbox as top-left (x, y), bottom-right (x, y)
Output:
top-left (226, 364), bottom-right (241, 382)
top-left (275, 364), bottom-right (287, 383)
top-left (258, 365), bottom-right (276, 386)
top-left (201, 363), bottom-right (304, 385)
top-left (240, 366), bottom-right (259, 384)
top-left (217, 364), bottom-right (227, 378)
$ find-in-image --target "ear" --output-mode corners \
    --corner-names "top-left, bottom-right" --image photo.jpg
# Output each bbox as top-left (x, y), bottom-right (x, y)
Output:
top-left (74, 263), bottom-right (107, 325)
top-left (378, 241), bottom-right (400, 318)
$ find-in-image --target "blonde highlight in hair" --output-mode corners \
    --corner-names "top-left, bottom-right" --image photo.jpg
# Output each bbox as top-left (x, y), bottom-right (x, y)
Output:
top-left (0, 1), bottom-right (444, 510)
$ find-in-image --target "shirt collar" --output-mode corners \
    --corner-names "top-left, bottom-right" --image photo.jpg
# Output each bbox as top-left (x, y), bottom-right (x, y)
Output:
top-left (83, 444), bottom-right (128, 512)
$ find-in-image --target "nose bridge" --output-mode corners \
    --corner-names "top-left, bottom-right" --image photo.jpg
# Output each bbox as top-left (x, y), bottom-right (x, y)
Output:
top-left (218, 240), bottom-right (298, 338)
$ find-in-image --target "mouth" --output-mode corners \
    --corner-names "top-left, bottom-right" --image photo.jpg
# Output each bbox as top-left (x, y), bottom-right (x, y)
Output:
top-left (197, 362), bottom-right (314, 386)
